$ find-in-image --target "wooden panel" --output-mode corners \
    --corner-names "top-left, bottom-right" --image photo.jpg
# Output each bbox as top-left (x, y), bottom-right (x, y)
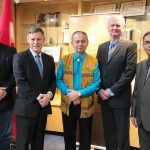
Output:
top-left (46, 107), bottom-right (63, 132)
top-left (69, 14), bottom-right (110, 56)
top-left (91, 97), bottom-right (105, 146)
top-left (130, 119), bottom-right (140, 147)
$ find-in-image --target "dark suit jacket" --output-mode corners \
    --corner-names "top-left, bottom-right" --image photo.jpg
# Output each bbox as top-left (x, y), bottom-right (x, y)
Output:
top-left (0, 43), bottom-right (16, 112)
top-left (131, 59), bottom-right (150, 131)
top-left (13, 49), bottom-right (56, 117)
top-left (97, 39), bottom-right (137, 108)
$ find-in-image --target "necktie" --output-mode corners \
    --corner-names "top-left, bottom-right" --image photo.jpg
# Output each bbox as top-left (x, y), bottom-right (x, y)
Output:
top-left (35, 54), bottom-right (43, 78)
top-left (108, 42), bottom-right (115, 61)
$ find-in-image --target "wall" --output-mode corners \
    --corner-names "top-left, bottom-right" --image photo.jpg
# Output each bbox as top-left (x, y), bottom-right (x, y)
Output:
top-left (15, 1), bottom-right (78, 53)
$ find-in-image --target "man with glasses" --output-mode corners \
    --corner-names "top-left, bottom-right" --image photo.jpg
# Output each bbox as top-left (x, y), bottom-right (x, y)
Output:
top-left (57, 31), bottom-right (100, 150)
top-left (131, 31), bottom-right (150, 150)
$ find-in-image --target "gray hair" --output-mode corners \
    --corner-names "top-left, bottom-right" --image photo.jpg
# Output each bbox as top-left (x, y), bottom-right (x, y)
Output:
top-left (71, 31), bottom-right (88, 42)
top-left (108, 15), bottom-right (125, 27)
top-left (27, 26), bottom-right (45, 36)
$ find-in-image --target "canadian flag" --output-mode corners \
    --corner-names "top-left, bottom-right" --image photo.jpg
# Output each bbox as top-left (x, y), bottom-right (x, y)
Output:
top-left (0, 0), bottom-right (15, 46)
top-left (0, 0), bottom-right (16, 140)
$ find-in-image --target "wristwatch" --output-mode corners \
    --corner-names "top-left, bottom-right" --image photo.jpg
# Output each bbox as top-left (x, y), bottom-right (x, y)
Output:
top-left (78, 91), bottom-right (81, 97)
top-left (47, 91), bottom-right (53, 97)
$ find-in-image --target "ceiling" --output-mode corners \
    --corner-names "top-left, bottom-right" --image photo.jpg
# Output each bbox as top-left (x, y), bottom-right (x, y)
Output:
top-left (15, 0), bottom-right (92, 3)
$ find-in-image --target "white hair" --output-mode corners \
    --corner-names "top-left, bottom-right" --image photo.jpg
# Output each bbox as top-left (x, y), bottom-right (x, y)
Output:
top-left (108, 15), bottom-right (125, 27)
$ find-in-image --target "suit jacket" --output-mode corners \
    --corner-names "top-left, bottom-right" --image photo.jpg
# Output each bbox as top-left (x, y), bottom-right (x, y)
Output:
top-left (0, 43), bottom-right (16, 112)
top-left (97, 39), bottom-right (137, 108)
top-left (13, 49), bottom-right (56, 117)
top-left (131, 59), bottom-right (150, 131)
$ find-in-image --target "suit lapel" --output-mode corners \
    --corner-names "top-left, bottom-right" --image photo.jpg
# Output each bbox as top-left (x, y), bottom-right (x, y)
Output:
top-left (103, 42), bottom-right (109, 63)
top-left (141, 61), bottom-right (149, 88)
top-left (41, 53), bottom-right (47, 79)
top-left (26, 50), bottom-right (43, 80)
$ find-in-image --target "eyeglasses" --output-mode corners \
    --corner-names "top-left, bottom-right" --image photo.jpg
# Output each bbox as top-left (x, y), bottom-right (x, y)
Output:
top-left (73, 40), bottom-right (87, 44)
top-left (144, 41), bottom-right (150, 45)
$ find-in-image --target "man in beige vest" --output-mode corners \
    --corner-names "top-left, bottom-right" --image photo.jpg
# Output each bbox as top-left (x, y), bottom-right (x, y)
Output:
top-left (57, 31), bottom-right (100, 150)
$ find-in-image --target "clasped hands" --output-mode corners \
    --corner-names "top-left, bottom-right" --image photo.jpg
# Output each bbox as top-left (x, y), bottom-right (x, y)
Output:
top-left (67, 89), bottom-right (81, 106)
top-left (0, 87), bottom-right (7, 101)
top-left (37, 93), bottom-right (52, 108)
top-left (99, 89), bottom-right (110, 100)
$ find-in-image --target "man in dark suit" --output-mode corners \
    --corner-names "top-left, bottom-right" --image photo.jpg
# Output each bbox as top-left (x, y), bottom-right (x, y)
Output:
top-left (13, 26), bottom-right (56, 150)
top-left (96, 15), bottom-right (137, 150)
top-left (0, 41), bottom-right (16, 150)
top-left (131, 31), bottom-right (150, 150)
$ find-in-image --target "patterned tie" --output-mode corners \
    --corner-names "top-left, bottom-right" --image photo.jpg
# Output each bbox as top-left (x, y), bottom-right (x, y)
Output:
top-left (35, 54), bottom-right (43, 78)
top-left (108, 42), bottom-right (115, 61)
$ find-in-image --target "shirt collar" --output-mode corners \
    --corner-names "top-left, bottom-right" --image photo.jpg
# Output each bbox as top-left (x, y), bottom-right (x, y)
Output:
top-left (30, 48), bottom-right (42, 58)
top-left (110, 37), bottom-right (122, 45)
top-left (74, 52), bottom-right (86, 61)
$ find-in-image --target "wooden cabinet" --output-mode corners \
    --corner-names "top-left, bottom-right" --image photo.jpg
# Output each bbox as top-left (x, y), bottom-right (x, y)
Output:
top-left (46, 90), bottom-right (63, 132)
top-left (46, 106), bottom-right (63, 132)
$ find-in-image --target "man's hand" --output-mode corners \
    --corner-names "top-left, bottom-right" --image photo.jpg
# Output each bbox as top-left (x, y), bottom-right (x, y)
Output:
top-left (37, 93), bottom-right (52, 108)
top-left (72, 98), bottom-right (81, 106)
top-left (131, 117), bottom-right (138, 127)
top-left (0, 87), bottom-right (7, 100)
top-left (98, 89), bottom-right (110, 100)
top-left (67, 89), bottom-right (81, 101)
top-left (67, 89), bottom-right (81, 105)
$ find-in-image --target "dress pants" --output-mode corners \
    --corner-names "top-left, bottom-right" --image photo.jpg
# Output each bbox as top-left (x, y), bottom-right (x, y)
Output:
top-left (0, 110), bottom-right (13, 150)
top-left (138, 123), bottom-right (150, 150)
top-left (101, 103), bottom-right (130, 150)
top-left (16, 112), bottom-right (47, 150)
top-left (62, 102), bottom-right (93, 150)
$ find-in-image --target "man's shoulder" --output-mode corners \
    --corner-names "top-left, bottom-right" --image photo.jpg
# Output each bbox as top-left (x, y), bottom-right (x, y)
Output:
top-left (42, 52), bottom-right (54, 64)
top-left (138, 59), bottom-right (147, 66)
top-left (0, 43), bottom-right (16, 53)
top-left (14, 49), bottom-right (29, 59)
top-left (62, 53), bottom-right (73, 59)
top-left (99, 41), bottom-right (109, 47)
top-left (86, 53), bottom-right (96, 60)
top-left (121, 39), bottom-right (137, 45)
top-left (86, 54), bottom-right (97, 64)
top-left (42, 52), bottom-right (53, 59)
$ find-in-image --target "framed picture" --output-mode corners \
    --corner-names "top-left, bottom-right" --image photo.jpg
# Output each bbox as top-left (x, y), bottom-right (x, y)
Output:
top-left (93, 4), bottom-right (116, 13)
top-left (120, 0), bottom-right (146, 16)
top-left (42, 46), bottom-right (61, 62)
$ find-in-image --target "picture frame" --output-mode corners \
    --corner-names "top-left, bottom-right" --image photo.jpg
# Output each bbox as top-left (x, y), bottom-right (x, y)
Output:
top-left (42, 46), bottom-right (61, 62)
top-left (120, 0), bottom-right (146, 17)
top-left (93, 4), bottom-right (116, 13)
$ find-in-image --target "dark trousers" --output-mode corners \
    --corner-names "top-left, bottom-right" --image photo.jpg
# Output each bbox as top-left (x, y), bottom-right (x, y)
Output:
top-left (16, 112), bottom-right (47, 150)
top-left (0, 109), bottom-right (13, 150)
top-left (62, 102), bottom-right (93, 150)
top-left (101, 103), bottom-right (130, 150)
top-left (138, 123), bottom-right (150, 150)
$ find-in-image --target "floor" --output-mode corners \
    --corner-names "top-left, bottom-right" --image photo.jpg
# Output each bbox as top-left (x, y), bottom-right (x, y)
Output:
top-left (44, 134), bottom-right (64, 150)
top-left (44, 133), bottom-right (97, 150)
top-left (43, 133), bottom-right (140, 150)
